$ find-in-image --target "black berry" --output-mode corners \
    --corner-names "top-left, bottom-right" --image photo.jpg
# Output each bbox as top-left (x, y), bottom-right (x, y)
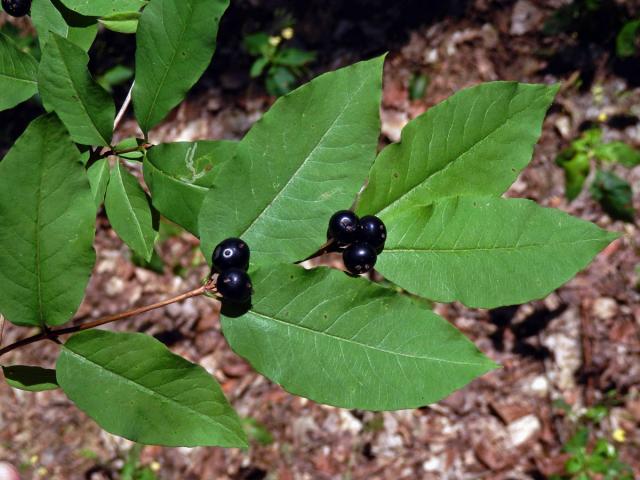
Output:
top-left (216, 268), bottom-right (252, 303)
top-left (2, 0), bottom-right (31, 17)
top-left (357, 215), bottom-right (387, 252)
top-left (327, 210), bottom-right (359, 246)
top-left (343, 242), bottom-right (377, 275)
top-left (212, 237), bottom-right (250, 272)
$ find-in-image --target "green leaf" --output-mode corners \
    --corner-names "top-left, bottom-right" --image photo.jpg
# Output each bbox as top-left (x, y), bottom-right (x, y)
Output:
top-left (589, 170), bottom-right (635, 223)
top-left (0, 115), bottom-right (96, 327)
top-left (2, 365), bottom-right (59, 392)
top-left (97, 65), bottom-right (135, 93)
top-left (113, 136), bottom-right (144, 159)
top-left (594, 141), bottom-right (640, 167)
top-left (0, 32), bottom-right (38, 111)
top-left (357, 82), bottom-right (559, 218)
top-left (132, 0), bottom-right (230, 132)
top-left (409, 72), bottom-right (429, 101)
top-left (59, 0), bottom-right (147, 16)
top-left (31, 0), bottom-right (98, 52)
top-left (377, 197), bottom-right (618, 308)
top-left (249, 56), bottom-right (268, 78)
top-left (273, 48), bottom-right (316, 67)
top-left (143, 140), bottom-right (236, 235)
top-left (557, 151), bottom-right (590, 200)
top-left (38, 33), bottom-right (115, 146)
top-left (105, 162), bottom-right (158, 261)
top-left (243, 32), bottom-right (270, 56)
top-left (565, 427), bottom-right (589, 453)
top-left (56, 330), bottom-right (247, 447)
top-left (266, 65), bottom-right (296, 96)
top-left (616, 19), bottom-right (640, 58)
top-left (221, 264), bottom-right (496, 410)
top-left (199, 57), bottom-right (384, 265)
top-left (99, 11), bottom-right (141, 34)
top-left (573, 128), bottom-right (602, 152)
top-left (87, 158), bottom-right (110, 209)
top-left (566, 455), bottom-right (584, 474)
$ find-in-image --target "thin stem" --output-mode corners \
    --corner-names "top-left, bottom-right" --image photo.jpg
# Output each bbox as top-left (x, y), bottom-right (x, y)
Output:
top-left (0, 315), bottom-right (5, 348)
top-left (296, 238), bottom-right (337, 264)
top-left (114, 81), bottom-right (134, 131)
top-left (0, 283), bottom-right (213, 359)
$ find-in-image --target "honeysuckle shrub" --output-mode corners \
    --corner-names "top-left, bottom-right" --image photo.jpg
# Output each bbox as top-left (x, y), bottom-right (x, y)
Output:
top-left (0, 0), bottom-right (618, 448)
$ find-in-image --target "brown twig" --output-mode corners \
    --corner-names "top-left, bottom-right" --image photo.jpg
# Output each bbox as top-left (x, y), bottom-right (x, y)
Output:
top-left (0, 315), bottom-right (5, 350)
top-left (114, 81), bottom-right (134, 131)
top-left (0, 283), bottom-right (213, 359)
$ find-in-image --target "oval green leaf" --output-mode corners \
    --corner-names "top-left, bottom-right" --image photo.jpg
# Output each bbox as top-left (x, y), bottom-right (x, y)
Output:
top-left (105, 162), bottom-right (158, 261)
top-left (99, 11), bottom-right (141, 34)
top-left (57, 330), bottom-right (247, 447)
top-left (87, 158), bottom-right (111, 209)
top-left (221, 264), bottom-right (496, 410)
top-left (199, 57), bottom-right (384, 265)
top-left (594, 141), bottom-right (640, 167)
top-left (38, 33), bottom-right (115, 146)
top-left (133, 0), bottom-right (230, 132)
top-left (0, 32), bottom-right (38, 111)
top-left (0, 115), bottom-right (96, 327)
top-left (31, 0), bottom-right (98, 52)
top-left (143, 140), bottom-right (236, 235)
top-left (378, 196), bottom-right (619, 308)
top-left (3, 365), bottom-right (59, 392)
top-left (589, 170), bottom-right (635, 223)
top-left (357, 82), bottom-right (559, 218)
top-left (60, 0), bottom-right (147, 16)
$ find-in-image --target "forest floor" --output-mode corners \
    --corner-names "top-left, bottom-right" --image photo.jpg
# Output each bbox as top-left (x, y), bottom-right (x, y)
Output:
top-left (1, 0), bottom-right (640, 479)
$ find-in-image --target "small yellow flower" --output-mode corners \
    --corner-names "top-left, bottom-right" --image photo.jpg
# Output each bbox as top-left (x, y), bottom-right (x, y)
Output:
top-left (281, 27), bottom-right (294, 40)
top-left (268, 36), bottom-right (282, 47)
top-left (597, 112), bottom-right (608, 122)
top-left (613, 428), bottom-right (626, 442)
top-left (36, 467), bottom-right (47, 477)
top-left (29, 455), bottom-right (38, 465)
top-left (151, 461), bottom-right (161, 472)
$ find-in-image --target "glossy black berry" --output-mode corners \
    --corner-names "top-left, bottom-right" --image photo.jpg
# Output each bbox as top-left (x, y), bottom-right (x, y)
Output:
top-left (327, 210), bottom-right (359, 246)
top-left (2, 0), bottom-right (31, 17)
top-left (212, 237), bottom-right (250, 272)
top-left (216, 268), bottom-right (252, 303)
top-left (343, 242), bottom-right (377, 275)
top-left (357, 215), bottom-right (387, 252)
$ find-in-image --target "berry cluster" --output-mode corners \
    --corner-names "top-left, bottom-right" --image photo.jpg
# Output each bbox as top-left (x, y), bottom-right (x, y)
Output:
top-left (211, 238), bottom-right (253, 303)
top-left (2, 0), bottom-right (31, 17)
top-left (327, 210), bottom-right (387, 275)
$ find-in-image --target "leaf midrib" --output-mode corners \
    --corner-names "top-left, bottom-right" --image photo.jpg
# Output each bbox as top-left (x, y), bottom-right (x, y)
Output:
top-left (113, 164), bottom-right (151, 257)
top-left (34, 143), bottom-right (46, 326)
top-left (239, 75), bottom-right (369, 238)
top-left (0, 34), bottom-right (37, 84)
top-left (247, 310), bottom-right (489, 367)
top-left (387, 237), bottom-right (609, 254)
top-left (62, 347), bottom-right (243, 443)
top-left (140, 0), bottom-right (194, 130)
top-left (51, 36), bottom-right (109, 145)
